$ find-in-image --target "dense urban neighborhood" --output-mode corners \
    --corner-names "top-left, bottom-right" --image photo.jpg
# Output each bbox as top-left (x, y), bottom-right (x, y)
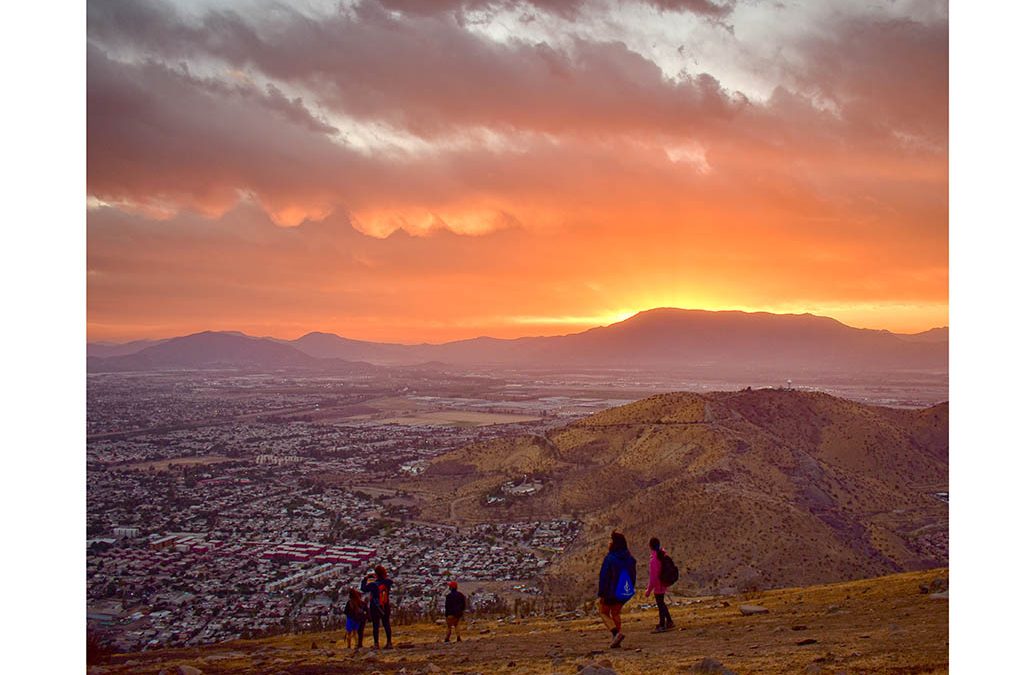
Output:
top-left (87, 373), bottom-right (592, 651)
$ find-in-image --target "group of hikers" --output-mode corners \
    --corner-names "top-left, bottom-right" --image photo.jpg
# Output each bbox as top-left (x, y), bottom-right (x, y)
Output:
top-left (337, 530), bottom-right (676, 652)
top-left (597, 531), bottom-right (679, 649)
top-left (341, 564), bottom-right (400, 650)
top-left (339, 564), bottom-right (468, 651)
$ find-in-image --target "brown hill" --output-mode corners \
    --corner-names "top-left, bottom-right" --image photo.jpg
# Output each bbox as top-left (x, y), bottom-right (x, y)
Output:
top-left (90, 568), bottom-right (949, 674)
top-left (412, 389), bottom-right (948, 597)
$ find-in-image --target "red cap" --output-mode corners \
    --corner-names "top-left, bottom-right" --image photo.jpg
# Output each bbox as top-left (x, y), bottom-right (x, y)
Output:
top-left (448, 581), bottom-right (458, 589)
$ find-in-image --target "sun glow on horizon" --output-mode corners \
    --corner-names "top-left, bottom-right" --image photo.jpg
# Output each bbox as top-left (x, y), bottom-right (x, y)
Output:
top-left (85, 1), bottom-right (947, 347)
top-left (508, 309), bottom-right (639, 327)
top-left (504, 299), bottom-right (948, 336)
top-left (87, 299), bottom-right (948, 345)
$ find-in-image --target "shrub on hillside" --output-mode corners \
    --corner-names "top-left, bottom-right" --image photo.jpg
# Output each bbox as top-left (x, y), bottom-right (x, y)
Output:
top-left (87, 630), bottom-right (113, 665)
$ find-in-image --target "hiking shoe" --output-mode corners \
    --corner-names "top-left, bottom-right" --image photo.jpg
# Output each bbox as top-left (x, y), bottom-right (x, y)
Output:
top-left (610, 632), bottom-right (625, 649)
top-left (443, 637), bottom-right (451, 643)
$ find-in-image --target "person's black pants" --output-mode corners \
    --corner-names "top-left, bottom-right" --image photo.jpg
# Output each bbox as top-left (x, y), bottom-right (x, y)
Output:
top-left (655, 593), bottom-right (673, 627)
top-left (370, 606), bottom-right (392, 646)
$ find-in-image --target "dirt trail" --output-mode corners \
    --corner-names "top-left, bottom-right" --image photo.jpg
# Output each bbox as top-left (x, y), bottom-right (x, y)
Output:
top-left (448, 493), bottom-right (479, 524)
top-left (92, 568), bottom-right (948, 674)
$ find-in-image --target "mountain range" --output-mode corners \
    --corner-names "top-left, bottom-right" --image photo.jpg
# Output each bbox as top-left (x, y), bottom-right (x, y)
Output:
top-left (409, 388), bottom-right (948, 596)
top-left (87, 308), bottom-right (947, 373)
top-left (86, 330), bottom-right (378, 373)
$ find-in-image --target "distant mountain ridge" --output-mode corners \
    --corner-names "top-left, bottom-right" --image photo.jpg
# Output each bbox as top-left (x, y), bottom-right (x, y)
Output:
top-left (87, 309), bottom-right (947, 372)
top-left (86, 338), bottom-right (167, 358)
top-left (895, 326), bottom-right (949, 343)
top-left (288, 331), bottom-right (417, 363)
top-left (86, 331), bottom-right (377, 373)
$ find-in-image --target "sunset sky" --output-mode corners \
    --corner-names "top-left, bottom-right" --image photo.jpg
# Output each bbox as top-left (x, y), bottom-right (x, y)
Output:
top-left (86, 0), bottom-right (948, 343)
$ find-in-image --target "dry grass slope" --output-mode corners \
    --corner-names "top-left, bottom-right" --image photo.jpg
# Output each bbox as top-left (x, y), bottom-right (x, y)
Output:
top-left (91, 568), bottom-right (949, 674)
top-left (409, 389), bottom-right (948, 597)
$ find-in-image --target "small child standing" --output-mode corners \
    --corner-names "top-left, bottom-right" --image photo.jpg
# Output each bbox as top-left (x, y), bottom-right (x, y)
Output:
top-left (443, 580), bottom-right (467, 643)
top-left (344, 588), bottom-right (367, 651)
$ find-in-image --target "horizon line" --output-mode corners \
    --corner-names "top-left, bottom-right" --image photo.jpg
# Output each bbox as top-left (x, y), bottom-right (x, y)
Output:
top-left (87, 307), bottom-right (949, 347)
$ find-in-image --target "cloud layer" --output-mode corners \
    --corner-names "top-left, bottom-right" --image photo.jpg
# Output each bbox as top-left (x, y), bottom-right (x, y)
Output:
top-left (87, 0), bottom-right (948, 341)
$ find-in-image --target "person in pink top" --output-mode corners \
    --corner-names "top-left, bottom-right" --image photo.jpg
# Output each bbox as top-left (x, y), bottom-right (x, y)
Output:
top-left (644, 537), bottom-right (675, 632)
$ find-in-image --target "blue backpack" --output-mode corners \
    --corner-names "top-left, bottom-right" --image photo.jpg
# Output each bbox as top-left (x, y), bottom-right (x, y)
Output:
top-left (614, 567), bottom-right (635, 602)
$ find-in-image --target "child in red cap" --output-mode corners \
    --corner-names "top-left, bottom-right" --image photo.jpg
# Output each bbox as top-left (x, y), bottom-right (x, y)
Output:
top-left (443, 580), bottom-right (467, 642)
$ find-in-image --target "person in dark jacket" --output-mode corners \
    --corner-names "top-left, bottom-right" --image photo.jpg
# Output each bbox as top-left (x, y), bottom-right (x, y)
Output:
top-left (597, 530), bottom-right (636, 649)
top-left (361, 565), bottom-right (394, 649)
top-left (443, 580), bottom-right (467, 643)
top-left (343, 587), bottom-right (367, 650)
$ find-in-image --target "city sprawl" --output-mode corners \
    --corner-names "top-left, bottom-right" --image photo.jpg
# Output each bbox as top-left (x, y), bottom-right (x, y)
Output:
top-left (86, 372), bottom-right (609, 651)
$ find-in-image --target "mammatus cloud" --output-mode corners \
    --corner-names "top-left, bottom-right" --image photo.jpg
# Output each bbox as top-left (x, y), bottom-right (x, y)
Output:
top-left (86, 0), bottom-right (947, 340)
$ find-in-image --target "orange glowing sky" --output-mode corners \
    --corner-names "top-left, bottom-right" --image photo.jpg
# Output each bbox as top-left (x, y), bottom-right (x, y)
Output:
top-left (86, 0), bottom-right (947, 343)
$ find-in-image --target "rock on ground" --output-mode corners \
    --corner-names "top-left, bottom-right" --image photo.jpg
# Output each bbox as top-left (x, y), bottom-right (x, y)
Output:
top-left (739, 604), bottom-right (769, 616)
top-left (577, 666), bottom-right (618, 675)
top-left (920, 577), bottom-right (949, 594)
top-left (690, 657), bottom-right (737, 674)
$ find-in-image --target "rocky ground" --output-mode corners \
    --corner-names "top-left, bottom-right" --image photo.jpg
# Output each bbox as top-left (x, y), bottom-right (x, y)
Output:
top-left (90, 569), bottom-right (948, 674)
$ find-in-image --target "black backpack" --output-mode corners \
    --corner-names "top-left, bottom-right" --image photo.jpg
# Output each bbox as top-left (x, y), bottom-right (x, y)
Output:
top-left (659, 551), bottom-right (679, 586)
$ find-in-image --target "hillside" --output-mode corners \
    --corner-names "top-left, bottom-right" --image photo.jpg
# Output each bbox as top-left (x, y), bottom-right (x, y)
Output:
top-left (90, 568), bottom-right (949, 674)
top-left (409, 389), bottom-right (948, 597)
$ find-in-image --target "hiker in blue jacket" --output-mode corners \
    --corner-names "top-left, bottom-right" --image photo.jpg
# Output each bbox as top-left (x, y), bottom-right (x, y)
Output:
top-left (361, 565), bottom-right (394, 649)
top-left (597, 530), bottom-right (637, 649)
